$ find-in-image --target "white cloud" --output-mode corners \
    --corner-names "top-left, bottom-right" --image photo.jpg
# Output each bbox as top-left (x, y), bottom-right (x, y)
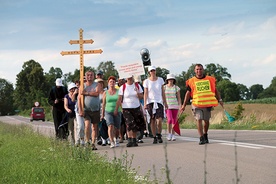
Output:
top-left (260, 16), bottom-right (276, 31)
top-left (114, 37), bottom-right (137, 48)
top-left (210, 36), bottom-right (234, 51)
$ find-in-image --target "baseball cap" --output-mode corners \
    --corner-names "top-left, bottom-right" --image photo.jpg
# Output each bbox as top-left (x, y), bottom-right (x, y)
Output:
top-left (148, 65), bottom-right (156, 71)
top-left (96, 70), bottom-right (103, 75)
top-left (55, 78), bottom-right (63, 86)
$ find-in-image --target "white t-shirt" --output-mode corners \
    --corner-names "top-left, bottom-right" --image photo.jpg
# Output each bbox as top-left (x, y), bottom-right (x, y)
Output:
top-left (119, 83), bottom-right (143, 109)
top-left (143, 77), bottom-right (164, 105)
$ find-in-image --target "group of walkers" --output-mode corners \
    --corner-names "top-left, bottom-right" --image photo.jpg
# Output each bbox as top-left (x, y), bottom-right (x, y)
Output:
top-left (48, 63), bottom-right (224, 150)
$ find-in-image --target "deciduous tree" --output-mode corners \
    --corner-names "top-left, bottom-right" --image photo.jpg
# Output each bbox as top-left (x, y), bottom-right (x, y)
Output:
top-left (217, 79), bottom-right (239, 102)
top-left (0, 78), bottom-right (14, 115)
top-left (249, 84), bottom-right (264, 99)
top-left (14, 60), bottom-right (46, 110)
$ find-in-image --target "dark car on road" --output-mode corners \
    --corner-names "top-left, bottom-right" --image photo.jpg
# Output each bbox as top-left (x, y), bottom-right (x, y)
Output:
top-left (30, 107), bottom-right (45, 122)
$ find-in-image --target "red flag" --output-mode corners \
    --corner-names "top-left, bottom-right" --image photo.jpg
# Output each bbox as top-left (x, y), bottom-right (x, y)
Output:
top-left (173, 122), bottom-right (181, 136)
top-left (173, 110), bottom-right (183, 136)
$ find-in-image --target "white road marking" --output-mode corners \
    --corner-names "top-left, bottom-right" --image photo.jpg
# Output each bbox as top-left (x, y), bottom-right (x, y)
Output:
top-left (220, 143), bottom-right (263, 149)
top-left (176, 136), bottom-right (276, 149)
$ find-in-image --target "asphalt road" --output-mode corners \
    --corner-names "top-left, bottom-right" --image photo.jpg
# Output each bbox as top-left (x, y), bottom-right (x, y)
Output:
top-left (1, 116), bottom-right (276, 184)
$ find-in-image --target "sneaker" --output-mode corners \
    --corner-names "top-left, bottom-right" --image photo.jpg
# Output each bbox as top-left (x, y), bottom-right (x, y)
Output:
top-left (91, 143), bottom-right (98, 150)
top-left (116, 140), bottom-right (120, 147)
top-left (137, 139), bottom-right (144, 143)
top-left (110, 142), bottom-right (115, 148)
top-left (167, 133), bottom-right (172, 141)
top-left (157, 134), bottom-right (163, 143)
top-left (203, 134), bottom-right (209, 144)
top-left (153, 136), bottom-right (158, 144)
top-left (97, 139), bottom-right (102, 145)
top-left (199, 136), bottom-right (205, 145)
top-left (80, 139), bottom-right (85, 146)
top-left (119, 139), bottom-right (124, 143)
top-left (107, 138), bottom-right (111, 145)
top-left (102, 139), bottom-right (106, 146)
top-left (171, 134), bottom-right (176, 141)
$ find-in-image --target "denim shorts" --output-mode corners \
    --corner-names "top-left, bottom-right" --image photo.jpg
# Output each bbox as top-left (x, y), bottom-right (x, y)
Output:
top-left (105, 111), bottom-right (121, 129)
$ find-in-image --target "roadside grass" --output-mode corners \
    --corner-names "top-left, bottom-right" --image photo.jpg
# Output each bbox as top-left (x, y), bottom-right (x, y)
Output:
top-left (0, 123), bottom-right (151, 184)
top-left (21, 102), bottom-right (276, 131)
top-left (178, 103), bottom-right (276, 130)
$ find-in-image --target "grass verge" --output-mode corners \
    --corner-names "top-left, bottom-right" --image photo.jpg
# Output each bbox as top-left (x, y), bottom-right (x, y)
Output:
top-left (0, 123), bottom-right (151, 184)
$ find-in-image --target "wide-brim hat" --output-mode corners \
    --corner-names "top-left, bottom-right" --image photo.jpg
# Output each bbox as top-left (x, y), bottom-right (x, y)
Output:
top-left (68, 83), bottom-right (77, 91)
top-left (55, 78), bottom-right (63, 86)
top-left (166, 73), bottom-right (175, 81)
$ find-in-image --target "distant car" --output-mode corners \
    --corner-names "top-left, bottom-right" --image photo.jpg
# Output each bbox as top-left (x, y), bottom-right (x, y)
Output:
top-left (30, 107), bottom-right (45, 122)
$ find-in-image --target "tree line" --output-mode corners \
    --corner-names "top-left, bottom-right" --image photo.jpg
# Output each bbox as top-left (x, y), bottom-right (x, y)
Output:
top-left (0, 59), bottom-right (275, 115)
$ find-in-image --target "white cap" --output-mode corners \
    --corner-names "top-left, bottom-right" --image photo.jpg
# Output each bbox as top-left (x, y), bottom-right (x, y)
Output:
top-left (68, 83), bottom-right (77, 91)
top-left (148, 65), bottom-right (156, 71)
top-left (55, 78), bottom-right (63, 86)
top-left (96, 78), bottom-right (104, 83)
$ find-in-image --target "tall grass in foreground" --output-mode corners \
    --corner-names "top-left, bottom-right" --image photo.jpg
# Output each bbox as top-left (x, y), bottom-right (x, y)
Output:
top-left (0, 123), bottom-right (151, 184)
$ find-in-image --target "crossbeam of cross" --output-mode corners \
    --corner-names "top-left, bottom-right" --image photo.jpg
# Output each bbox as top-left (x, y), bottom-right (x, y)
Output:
top-left (61, 28), bottom-right (103, 108)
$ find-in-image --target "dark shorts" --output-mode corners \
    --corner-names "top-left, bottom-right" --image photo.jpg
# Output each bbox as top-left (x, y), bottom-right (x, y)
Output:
top-left (146, 103), bottom-right (164, 119)
top-left (84, 110), bottom-right (100, 124)
top-left (191, 105), bottom-right (212, 121)
top-left (122, 107), bottom-right (146, 132)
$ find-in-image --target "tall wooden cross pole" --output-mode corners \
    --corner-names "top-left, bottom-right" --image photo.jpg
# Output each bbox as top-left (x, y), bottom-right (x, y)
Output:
top-left (60, 28), bottom-right (103, 109)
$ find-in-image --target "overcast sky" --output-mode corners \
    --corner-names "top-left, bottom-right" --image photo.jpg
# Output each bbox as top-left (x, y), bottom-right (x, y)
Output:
top-left (0, 0), bottom-right (275, 88)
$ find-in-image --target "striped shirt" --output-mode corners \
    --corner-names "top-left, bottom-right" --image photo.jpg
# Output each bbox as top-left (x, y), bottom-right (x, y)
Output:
top-left (164, 85), bottom-right (180, 109)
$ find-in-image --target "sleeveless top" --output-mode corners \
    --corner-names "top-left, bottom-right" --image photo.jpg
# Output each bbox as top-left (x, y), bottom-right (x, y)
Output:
top-left (65, 94), bottom-right (76, 112)
top-left (105, 89), bottom-right (121, 112)
top-left (84, 82), bottom-right (100, 111)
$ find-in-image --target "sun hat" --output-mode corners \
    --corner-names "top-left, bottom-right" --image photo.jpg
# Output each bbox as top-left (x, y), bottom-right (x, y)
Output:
top-left (166, 74), bottom-right (176, 84)
top-left (55, 78), bottom-right (63, 86)
top-left (166, 73), bottom-right (175, 80)
top-left (148, 65), bottom-right (156, 71)
top-left (68, 83), bottom-right (77, 91)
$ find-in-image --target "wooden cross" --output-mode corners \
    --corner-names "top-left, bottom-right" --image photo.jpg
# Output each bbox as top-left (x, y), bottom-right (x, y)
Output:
top-left (61, 28), bottom-right (103, 108)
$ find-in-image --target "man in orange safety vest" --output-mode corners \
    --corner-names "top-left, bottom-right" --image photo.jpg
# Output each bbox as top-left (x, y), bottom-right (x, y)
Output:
top-left (181, 64), bottom-right (223, 145)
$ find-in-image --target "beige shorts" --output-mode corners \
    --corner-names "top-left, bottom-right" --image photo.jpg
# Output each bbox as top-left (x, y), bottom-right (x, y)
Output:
top-left (192, 105), bottom-right (212, 121)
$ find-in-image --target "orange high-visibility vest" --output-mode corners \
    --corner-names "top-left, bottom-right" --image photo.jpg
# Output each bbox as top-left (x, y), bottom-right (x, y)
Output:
top-left (186, 76), bottom-right (218, 107)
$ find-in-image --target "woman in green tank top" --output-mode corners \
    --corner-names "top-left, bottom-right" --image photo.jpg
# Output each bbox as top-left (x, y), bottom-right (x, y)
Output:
top-left (101, 76), bottom-right (122, 148)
